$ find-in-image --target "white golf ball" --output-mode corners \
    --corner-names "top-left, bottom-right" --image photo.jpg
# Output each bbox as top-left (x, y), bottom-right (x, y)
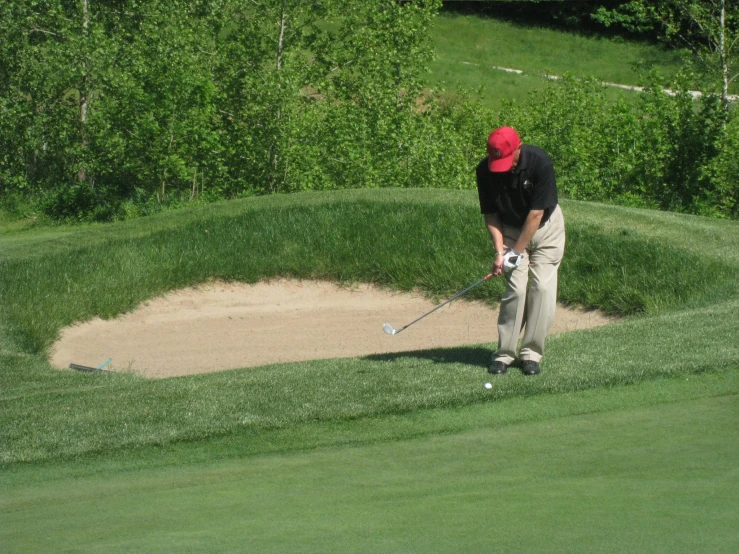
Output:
top-left (484, 382), bottom-right (493, 390)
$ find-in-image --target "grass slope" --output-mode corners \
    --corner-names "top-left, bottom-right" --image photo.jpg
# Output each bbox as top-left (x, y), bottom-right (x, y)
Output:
top-left (1, 190), bottom-right (738, 465)
top-left (2, 191), bottom-right (737, 355)
top-left (427, 12), bottom-right (685, 106)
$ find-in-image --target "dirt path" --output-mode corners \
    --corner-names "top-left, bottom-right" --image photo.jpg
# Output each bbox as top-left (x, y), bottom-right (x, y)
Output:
top-left (50, 279), bottom-right (615, 378)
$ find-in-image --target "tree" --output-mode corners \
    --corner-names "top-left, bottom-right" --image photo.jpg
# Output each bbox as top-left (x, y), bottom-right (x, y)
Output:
top-left (595, 0), bottom-right (739, 112)
top-left (0, 1), bottom-right (145, 199)
top-left (214, 0), bottom-right (441, 194)
top-left (1, 1), bottom-right (443, 217)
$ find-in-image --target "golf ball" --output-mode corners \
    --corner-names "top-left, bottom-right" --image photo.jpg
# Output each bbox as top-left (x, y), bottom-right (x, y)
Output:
top-left (484, 382), bottom-right (493, 390)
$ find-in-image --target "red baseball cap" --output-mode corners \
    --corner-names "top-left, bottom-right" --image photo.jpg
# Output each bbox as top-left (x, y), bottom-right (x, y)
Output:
top-left (486, 127), bottom-right (521, 172)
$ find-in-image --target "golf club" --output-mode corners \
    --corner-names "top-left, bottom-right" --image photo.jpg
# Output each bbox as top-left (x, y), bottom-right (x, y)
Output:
top-left (383, 273), bottom-right (495, 335)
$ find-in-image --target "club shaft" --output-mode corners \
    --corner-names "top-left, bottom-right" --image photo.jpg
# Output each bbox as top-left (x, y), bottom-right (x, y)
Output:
top-left (397, 274), bottom-right (493, 333)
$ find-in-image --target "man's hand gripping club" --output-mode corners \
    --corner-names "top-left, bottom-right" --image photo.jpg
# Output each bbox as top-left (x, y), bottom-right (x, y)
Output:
top-left (487, 209), bottom-right (544, 276)
top-left (502, 248), bottom-right (522, 272)
top-left (492, 247), bottom-right (521, 275)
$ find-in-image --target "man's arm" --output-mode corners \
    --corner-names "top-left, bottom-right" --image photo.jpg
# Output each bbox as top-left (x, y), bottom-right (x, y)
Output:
top-left (483, 213), bottom-right (506, 275)
top-left (513, 209), bottom-right (544, 254)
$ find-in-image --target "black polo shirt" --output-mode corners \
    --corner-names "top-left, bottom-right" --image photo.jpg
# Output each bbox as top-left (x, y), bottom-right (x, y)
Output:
top-left (476, 144), bottom-right (558, 227)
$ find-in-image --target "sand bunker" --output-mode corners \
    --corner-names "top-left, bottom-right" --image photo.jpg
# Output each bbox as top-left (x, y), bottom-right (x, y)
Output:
top-left (51, 279), bottom-right (615, 378)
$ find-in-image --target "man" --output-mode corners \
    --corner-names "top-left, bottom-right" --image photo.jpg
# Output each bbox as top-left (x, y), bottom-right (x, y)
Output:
top-left (476, 126), bottom-right (565, 376)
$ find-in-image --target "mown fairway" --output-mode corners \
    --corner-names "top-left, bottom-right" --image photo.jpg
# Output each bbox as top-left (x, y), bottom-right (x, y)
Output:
top-left (2, 374), bottom-right (737, 553)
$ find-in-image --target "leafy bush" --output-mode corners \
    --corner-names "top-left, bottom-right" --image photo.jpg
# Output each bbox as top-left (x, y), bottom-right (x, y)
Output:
top-left (0, 1), bottom-right (736, 221)
top-left (505, 73), bottom-right (738, 219)
top-left (700, 110), bottom-right (739, 218)
top-left (0, 1), bottom-right (444, 219)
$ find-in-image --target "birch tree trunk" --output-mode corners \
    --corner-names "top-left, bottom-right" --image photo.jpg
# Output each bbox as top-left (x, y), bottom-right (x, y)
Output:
top-left (719, 0), bottom-right (729, 112)
top-left (77, 0), bottom-right (90, 183)
top-left (277, 2), bottom-right (286, 72)
top-left (269, 1), bottom-right (287, 191)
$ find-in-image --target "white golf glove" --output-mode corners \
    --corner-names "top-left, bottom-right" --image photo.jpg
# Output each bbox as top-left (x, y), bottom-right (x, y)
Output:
top-left (503, 249), bottom-right (522, 272)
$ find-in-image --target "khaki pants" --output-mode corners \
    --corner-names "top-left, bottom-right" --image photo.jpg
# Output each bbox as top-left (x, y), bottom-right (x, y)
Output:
top-left (494, 205), bottom-right (565, 365)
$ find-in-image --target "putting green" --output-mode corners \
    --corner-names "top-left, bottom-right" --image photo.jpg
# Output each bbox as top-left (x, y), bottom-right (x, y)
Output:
top-left (2, 387), bottom-right (737, 553)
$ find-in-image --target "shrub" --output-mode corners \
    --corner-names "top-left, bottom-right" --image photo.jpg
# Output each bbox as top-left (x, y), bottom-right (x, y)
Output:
top-left (503, 73), bottom-right (737, 218)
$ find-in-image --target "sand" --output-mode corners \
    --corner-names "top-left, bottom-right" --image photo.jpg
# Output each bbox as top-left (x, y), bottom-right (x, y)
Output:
top-left (50, 279), bottom-right (615, 378)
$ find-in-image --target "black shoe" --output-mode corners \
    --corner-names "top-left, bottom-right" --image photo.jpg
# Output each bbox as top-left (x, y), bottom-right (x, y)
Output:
top-left (488, 361), bottom-right (509, 375)
top-left (521, 360), bottom-right (541, 376)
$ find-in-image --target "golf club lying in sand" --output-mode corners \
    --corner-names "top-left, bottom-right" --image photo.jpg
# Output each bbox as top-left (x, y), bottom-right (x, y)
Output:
top-left (383, 273), bottom-right (495, 335)
top-left (69, 358), bottom-right (112, 373)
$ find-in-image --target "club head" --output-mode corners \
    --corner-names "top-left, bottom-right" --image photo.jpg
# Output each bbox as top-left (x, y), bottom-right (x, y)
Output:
top-left (383, 322), bottom-right (397, 335)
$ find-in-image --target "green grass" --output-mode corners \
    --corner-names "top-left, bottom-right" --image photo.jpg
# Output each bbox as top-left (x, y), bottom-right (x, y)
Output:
top-left (1, 191), bottom-right (738, 551)
top-left (427, 12), bottom-right (685, 107)
top-left (2, 372), bottom-right (737, 553)
top-left (2, 293), bottom-right (737, 464)
top-left (2, 190), bottom-right (737, 356)
top-left (1, 189), bottom-right (738, 466)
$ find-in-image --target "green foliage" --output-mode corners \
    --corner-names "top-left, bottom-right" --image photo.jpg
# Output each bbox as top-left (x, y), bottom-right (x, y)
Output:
top-left (0, 0), bottom-right (445, 219)
top-left (503, 72), bottom-right (739, 218)
top-left (0, 2), bottom-right (736, 220)
top-left (594, 0), bottom-right (739, 108)
top-left (702, 112), bottom-right (739, 216)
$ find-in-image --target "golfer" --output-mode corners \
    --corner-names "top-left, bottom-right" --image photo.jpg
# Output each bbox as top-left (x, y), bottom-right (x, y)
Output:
top-left (476, 126), bottom-right (565, 376)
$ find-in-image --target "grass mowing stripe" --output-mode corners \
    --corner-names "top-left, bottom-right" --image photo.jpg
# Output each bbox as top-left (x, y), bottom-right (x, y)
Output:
top-left (2, 380), bottom-right (736, 553)
top-left (2, 369), bottom-right (736, 484)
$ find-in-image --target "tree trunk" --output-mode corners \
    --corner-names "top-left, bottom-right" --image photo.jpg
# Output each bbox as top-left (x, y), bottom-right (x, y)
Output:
top-left (77, 0), bottom-right (90, 183)
top-left (269, 2), bottom-right (287, 192)
top-left (277, 3), bottom-right (286, 72)
top-left (719, 0), bottom-right (729, 114)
